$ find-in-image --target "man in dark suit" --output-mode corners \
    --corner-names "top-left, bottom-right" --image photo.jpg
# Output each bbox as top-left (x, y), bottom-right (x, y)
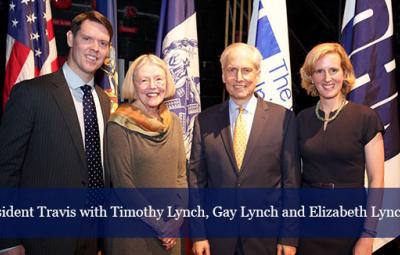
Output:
top-left (189, 43), bottom-right (301, 255)
top-left (0, 11), bottom-right (112, 255)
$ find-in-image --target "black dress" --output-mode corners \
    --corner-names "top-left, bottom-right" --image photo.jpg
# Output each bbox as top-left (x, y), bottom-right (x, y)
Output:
top-left (296, 102), bottom-right (384, 255)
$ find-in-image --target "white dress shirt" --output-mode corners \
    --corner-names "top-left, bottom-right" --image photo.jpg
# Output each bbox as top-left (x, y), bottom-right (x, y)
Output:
top-left (62, 63), bottom-right (105, 167)
top-left (228, 94), bottom-right (258, 141)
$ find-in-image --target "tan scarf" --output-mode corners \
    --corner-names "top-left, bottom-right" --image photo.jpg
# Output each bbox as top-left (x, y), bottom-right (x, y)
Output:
top-left (109, 102), bottom-right (172, 136)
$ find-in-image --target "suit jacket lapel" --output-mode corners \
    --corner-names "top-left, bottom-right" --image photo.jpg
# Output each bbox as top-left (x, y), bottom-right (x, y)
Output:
top-left (217, 101), bottom-right (240, 173)
top-left (241, 98), bottom-right (269, 170)
top-left (49, 70), bottom-right (86, 167)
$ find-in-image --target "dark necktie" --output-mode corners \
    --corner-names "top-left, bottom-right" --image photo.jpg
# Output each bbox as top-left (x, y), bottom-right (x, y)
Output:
top-left (81, 85), bottom-right (104, 192)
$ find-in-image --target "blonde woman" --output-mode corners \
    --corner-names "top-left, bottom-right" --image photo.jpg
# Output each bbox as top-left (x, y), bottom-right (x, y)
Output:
top-left (297, 42), bottom-right (384, 255)
top-left (105, 54), bottom-right (187, 254)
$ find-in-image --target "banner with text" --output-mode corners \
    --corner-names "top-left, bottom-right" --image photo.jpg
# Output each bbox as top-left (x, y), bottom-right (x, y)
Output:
top-left (0, 188), bottom-right (399, 238)
top-left (248, 0), bottom-right (292, 110)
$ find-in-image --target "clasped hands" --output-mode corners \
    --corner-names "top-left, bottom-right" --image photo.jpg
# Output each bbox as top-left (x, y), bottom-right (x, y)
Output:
top-left (158, 216), bottom-right (184, 251)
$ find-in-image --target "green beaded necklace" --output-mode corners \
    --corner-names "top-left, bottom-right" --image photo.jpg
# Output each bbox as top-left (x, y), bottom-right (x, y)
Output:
top-left (315, 99), bottom-right (348, 130)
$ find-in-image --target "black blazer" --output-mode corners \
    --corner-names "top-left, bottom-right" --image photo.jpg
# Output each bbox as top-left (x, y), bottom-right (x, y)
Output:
top-left (189, 97), bottom-right (301, 254)
top-left (0, 70), bottom-right (110, 254)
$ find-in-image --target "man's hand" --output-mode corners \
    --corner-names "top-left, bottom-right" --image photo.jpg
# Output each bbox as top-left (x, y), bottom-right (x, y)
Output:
top-left (0, 245), bottom-right (25, 255)
top-left (353, 237), bottom-right (373, 255)
top-left (277, 244), bottom-right (296, 255)
top-left (192, 240), bottom-right (210, 255)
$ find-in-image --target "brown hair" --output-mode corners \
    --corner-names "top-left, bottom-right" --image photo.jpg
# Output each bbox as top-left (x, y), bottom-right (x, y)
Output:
top-left (300, 42), bottom-right (355, 96)
top-left (70, 11), bottom-right (113, 41)
top-left (121, 54), bottom-right (176, 101)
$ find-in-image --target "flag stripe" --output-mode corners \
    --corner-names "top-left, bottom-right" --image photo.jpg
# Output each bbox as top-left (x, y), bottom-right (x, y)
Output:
top-left (47, 19), bottom-right (55, 40)
top-left (5, 36), bottom-right (14, 65)
top-left (341, 0), bottom-right (400, 250)
top-left (248, 0), bottom-right (293, 110)
top-left (4, 41), bottom-right (31, 93)
top-left (3, 0), bottom-right (58, 110)
top-left (164, 0), bottom-right (195, 37)
top-left (255, 3), bottom-right (280, 58)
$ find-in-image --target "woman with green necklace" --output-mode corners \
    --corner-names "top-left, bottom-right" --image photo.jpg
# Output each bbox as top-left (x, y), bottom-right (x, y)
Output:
top-left (297, 43), bottom-right (384, 255)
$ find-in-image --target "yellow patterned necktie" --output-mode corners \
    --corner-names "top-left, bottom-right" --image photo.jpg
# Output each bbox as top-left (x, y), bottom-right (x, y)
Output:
top-left (233, 107), bottom-right (247, 170)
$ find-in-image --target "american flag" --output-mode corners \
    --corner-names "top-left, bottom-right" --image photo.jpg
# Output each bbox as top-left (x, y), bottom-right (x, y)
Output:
top-left (3, 0), bottom-right (58, 111)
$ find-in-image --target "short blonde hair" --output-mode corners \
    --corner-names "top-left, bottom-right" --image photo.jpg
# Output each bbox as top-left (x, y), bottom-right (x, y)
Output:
top-left (220, 42), bottom-right (262, 70)
top-left (121, 54), bottom-right (176, 101)
top-left (300, 42), bottom-right (356, 97)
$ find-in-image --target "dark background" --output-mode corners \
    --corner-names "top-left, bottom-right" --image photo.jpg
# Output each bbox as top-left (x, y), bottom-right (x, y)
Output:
top-left (0, 0), bottom-right (398, 115)
top-left (0, 0), bottom-right (399, 252)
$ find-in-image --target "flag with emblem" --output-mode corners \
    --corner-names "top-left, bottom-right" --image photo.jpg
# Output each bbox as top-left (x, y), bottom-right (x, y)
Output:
top-left (248, 0), bottom-right (292, 110)
top-left (3, 0), bottom-right (58, 111)
top-left (95, 0), bottom-right (119, 112)
top-left (156, 0), bottom-right (201, 159)
top-left (341, 0), bottom-right (400, 250)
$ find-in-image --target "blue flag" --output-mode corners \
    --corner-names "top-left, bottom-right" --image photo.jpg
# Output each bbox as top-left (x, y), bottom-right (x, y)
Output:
top-left (156, 0), bottom-right (201, 159)
top-left (95, 0), bottom-right (119, 112)
top-left (341, 0), bottom-right (400, 250)
top-left (248, 0), bottom-right (292, 110)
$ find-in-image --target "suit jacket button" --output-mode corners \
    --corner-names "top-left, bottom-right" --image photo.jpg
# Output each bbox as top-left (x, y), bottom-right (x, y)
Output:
top-left (81, 181), bottom-right (87, 187)
top-left (237, 183), bottom-right (241, 187)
